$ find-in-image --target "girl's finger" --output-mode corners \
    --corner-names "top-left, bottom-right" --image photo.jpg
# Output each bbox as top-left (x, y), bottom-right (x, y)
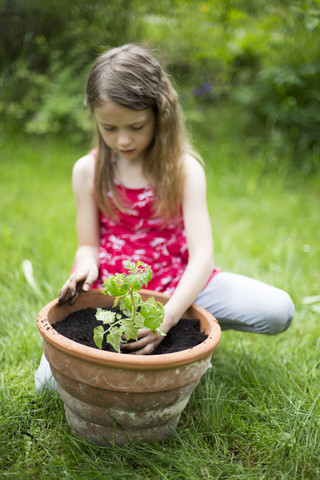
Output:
top-left (83, 268), bottom-right (99, 290)
top-left (69, 290), bottom-right (79, 305)
top-left (58, 283), bottom-right (73, 304)
top-left (121, 334), bottom-right (156, 351)
top-left (58, 278), bottom-right (80, 305)
top-left (121, 332), bottom-right (162, 352)
top-left (131, 337), bottom-right (164, 355)
top-left (136, 329), bottom-right (152, 339)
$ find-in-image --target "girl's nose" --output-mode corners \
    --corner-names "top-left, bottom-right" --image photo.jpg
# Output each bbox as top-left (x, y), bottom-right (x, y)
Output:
top-left (117, 131), bottom-right (132, 147)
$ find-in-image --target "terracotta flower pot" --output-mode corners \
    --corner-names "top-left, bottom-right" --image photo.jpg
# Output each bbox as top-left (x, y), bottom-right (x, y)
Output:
top-left (37, 289), bottom-right (221, 446)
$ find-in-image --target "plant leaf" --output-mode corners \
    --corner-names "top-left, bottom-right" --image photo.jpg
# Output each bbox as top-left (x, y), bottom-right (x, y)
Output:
top-left (140, 298), bottom-right (165, 330)
top-left (125, 262), bottom-right (152, 290)
top-left (107, 328), bottom-right (123, 353)
top-left (155, 326), bottom-right (166, 337)
top-left (93, 325), bottom-right (104, 349)
top-left (122, 320), bottom-right (138, 342)
top-left (103, 274), bottom-right (129, 297)
top-left (126, 273), bottom-right (145, 291)
top-left (113, 296), bottom-right (120, 308)
top-left (119, 295), bottom-right (133, 317)
top-left (123, 260), bottom-right (136, 272)
top-left (95, 308), bottom-right (116, 324)
top-left (134, 313), bottom-right (145, 329)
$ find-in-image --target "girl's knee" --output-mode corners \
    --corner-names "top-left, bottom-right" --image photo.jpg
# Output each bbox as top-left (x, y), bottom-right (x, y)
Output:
top-left (264, 290), bottom-right (295, 335)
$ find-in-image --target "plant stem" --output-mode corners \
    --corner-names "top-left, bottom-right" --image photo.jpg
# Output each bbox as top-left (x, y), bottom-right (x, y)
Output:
top-left (129, 287), bottom-right (137, 325)
top-left (105, 319), bottom-right (122, 337)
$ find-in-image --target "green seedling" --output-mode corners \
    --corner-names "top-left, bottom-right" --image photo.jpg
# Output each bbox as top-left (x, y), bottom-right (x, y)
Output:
top-left (94, 260), bottom-right (165, 352)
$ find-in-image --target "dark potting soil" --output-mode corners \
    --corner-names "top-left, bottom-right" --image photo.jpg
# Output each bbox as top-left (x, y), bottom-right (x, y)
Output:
top-left (53, 307), bottom-right (208, 355)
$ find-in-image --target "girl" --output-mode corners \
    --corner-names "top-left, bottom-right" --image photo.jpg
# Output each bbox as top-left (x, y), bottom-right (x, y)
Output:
top-left (36, 44), bottom-right (294, 391)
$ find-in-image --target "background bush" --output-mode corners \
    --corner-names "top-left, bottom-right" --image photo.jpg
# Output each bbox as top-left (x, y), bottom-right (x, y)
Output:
top-left (1, 0), bottom-right (320, 167)
top-left (0, 0), bottom-right (138, 140)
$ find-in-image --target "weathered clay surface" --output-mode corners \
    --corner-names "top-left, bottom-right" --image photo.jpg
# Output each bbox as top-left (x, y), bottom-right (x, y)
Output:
top-left (37, 289), bottom-right (221, 445)
top-left (64, 406), bottom-right (181, 446)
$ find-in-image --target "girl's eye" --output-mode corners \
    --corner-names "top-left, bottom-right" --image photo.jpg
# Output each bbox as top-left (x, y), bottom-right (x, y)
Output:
top-left (103, 126), bottom-right (115, 132)
top-left (132, 125), bottom-right (144, 131)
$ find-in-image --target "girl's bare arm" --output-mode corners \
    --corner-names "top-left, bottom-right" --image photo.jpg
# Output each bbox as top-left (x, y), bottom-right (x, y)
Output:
top-left (59, 154), bottom-right (100, 304)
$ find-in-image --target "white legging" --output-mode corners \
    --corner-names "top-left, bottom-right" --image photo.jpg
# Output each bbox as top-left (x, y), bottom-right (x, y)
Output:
top-left (196, 272), bottom-right (294, 335)
top-left (35, 272), bottom-right (294, 394)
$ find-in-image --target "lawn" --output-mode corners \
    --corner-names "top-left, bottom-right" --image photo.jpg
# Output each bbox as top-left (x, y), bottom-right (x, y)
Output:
top-left (0, 113), bottom-right (319, 479)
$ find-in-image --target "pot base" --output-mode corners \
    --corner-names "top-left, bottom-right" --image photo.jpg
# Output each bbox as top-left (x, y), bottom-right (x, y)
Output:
top-left (56, 371), bottom-right (200, 445)
top-left (64, 395), bottom-right (182, 446)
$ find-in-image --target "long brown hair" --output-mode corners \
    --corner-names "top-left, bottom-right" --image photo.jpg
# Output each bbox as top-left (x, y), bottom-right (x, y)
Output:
top-left (86, 44), bottom-right (193, 219)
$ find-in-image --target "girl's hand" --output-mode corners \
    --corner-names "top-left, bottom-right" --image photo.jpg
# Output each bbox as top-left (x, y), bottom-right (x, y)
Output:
top-left (120, 328), bottom-right (164, 355)
top-left (120, 311), bottom-right (178, 355)
top-left (58, 262), bottom-right (99, 305)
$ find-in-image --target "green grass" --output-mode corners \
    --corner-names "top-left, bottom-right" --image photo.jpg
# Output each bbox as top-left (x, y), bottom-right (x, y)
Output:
top-left (1, 113), bottom-right (320, 479)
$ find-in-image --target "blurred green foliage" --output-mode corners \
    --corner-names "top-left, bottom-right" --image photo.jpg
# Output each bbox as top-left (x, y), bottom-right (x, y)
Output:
top-left (1, 0), bottom-right (320, 165)
top-left (0, 0), bottom-right (138, 140)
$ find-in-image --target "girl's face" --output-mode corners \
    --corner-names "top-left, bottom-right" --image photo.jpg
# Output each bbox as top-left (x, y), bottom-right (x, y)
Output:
top-left (95, 101), bottom-right (156, 163)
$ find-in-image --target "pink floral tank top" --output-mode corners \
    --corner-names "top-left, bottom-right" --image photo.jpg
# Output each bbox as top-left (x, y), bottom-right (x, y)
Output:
top-left (91, 181), bottom-right (220, 294)
top-left (90, 151), bottom-right (220, 294)
top-left (92, 182), bottom-right (190, 294)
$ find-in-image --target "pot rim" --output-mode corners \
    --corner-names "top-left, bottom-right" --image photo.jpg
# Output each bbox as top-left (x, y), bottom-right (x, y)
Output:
top-left (37, 289), bottom-right (221, 370)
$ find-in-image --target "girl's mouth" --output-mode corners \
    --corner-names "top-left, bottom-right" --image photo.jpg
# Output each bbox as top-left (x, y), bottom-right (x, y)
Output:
top-left (119, 149), bottom-right (136, 154)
